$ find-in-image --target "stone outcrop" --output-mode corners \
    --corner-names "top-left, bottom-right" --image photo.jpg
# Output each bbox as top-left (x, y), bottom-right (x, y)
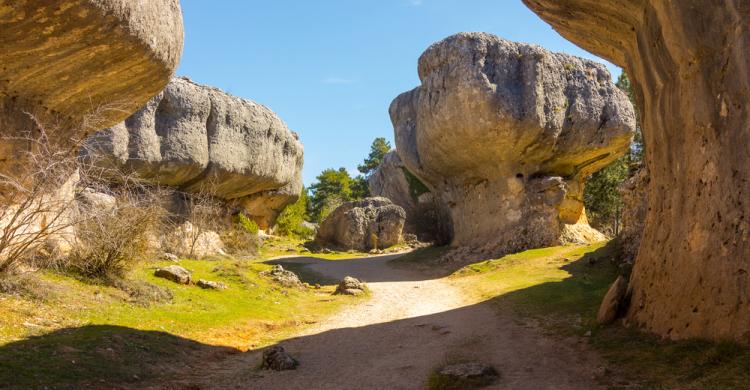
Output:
top-left (0, 0), bottom-right (184, 173)
top-left (390, 33), bottom-right (634, 258)
top-left (597, 276), bottom-right (628, 325)
top-left (368, 151), bottom-right (450, 243)
top-left (618, 167), bottom-right (648, 264)
top-left (524, 1), bottom-right (750, 341)
top-left (85, 77), bottom-right (304, 228)
top-left (154, 265), bottom-right (191, 285)
top-left (334, 276), bottom-right (366, 296)
top-left (316, 197), bottom-right (406, 251)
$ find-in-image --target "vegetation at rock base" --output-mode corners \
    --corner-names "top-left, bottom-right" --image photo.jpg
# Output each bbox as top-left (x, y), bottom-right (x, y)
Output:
top-left (234, 212), bottom-right (260, 234)
top-left (275, 188), bottom-right (314, 237)
top-left (448, 242), bottom-right (750, 389)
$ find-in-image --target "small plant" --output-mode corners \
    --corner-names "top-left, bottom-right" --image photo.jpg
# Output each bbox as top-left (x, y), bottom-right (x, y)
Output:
top-left (234, 212), bottom-right (260, 234)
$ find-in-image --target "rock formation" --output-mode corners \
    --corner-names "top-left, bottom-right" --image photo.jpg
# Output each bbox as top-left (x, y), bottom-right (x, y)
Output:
top-left (316, 197), bottom-right (406, 251)
top-left (368, 151), bottom-right (450, 243)
top-left (0, 0), bottom-right (184, 173)
top-left (618, 167), bottom-right (648, 264)
top-left (390, 33), bottom-right (634, 258)
top-left (85, 77), bottom-right (304, 229)
top-left (524, 0), bottom-right (750, 341)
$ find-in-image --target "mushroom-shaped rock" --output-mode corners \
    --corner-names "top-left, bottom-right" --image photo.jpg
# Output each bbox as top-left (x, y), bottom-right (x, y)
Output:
top-left (390, 33), bottom-right (634, 256)
top-left (316, 197), bottom-right (406, 251)
top-left (523, 0), bottom-right (750, 341)
top-left (0, 0), bottom-right (184, 173)
top-left (368, 151), bottom-right (450, 243)
top-left (84, 77), bottom-right (304, 228)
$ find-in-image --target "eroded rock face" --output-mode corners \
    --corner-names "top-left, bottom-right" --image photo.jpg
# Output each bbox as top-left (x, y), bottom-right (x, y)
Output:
top-left (368, 151), bottom-right (450, 243)
top-left (619, 167), bottom-right (648, 264)
top-left (316, 197), bottom-right (406, 251)
top-left (524, 0), bottom-right (750, 341)
top-left (85, 77), bottom-right (304, 228)
top-left (390, 33), bottom-right (634, 257)
top-left (0, 0), bottom-right (184, 173)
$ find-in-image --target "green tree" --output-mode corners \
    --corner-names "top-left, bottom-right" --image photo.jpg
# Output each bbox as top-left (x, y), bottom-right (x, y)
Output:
top-left (351, 174), bottom-right (370, 199)
top-left (308, 168), bottom-right (355, 222)
top-left (584, 157), bottom-right (629, 234)
top-left (275, 187), bottom-right (311, 237)
top-left (584, 71), bottom-right (643, 234)
top-left (357, 137), bottom-right (392, 177)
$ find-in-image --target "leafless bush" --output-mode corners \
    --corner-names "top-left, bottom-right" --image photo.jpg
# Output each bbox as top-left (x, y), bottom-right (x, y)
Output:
top-left (0, 123), bottom-right (82, 274)
top-left (64, 185), bottom-right (169, 280)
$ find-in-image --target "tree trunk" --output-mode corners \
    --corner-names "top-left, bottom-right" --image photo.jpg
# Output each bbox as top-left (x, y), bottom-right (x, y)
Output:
top-left (524, 0), bottom-right (750, 341)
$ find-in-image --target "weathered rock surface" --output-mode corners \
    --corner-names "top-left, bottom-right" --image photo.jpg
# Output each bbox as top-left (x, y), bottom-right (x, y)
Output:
top-left (260, 265), bottom-right (302, 288)
top-left (368, 151), bottom-right (450, 243)
top-left (163, 222), bottom-right (225, 258)
top-left (597, 276), bottom-right (628, 325)
top-left (390, 33), bottom-right (634, 258)
top-left (618, 168), bottom-right (648, 264)
top-left (333, 276), bottom-right (366, 296)
top-left (0, 0), bottom-right (183, 173)
top-left (154, 265), bottom-right (191, 285)
top-left (434, 362), bottom-right (500, 388)
top-left (261, 346), bottom-right (299, 371)
top-left (196, 279), bottom-right (228, 290)
top-left (85, 77), bottom-right (304, 228)
top-left (316, 197), bottom-right (406, 251)
top-left (524, 0), bottom-right (750, 341)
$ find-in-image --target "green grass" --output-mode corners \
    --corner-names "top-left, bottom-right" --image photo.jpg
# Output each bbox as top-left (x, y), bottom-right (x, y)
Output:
top-left (449, 241), bottom-right (750, 389)
top-left (0, 255), bottom-right (360, 388)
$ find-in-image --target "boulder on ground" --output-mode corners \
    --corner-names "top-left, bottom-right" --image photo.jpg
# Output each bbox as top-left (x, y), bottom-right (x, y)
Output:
top-left (334, 276), bottom-right (366, 296)
top-left (260, 265), bottom-right (302, 288)
top-left (597, 276), bottom-right (628, 325)
top-left (368, 151), bottom-right (450, 243)
top-left (390, 32), bottom-right (634, 259)
top-left (154, 265), bottom-right (191, 285)
top-left (163, 222), bottom-right (225, 258)
top-left (84, 77), bottom-right (304, 229)
top-left (315, 197), bottom-right (406, 251)
top-left (0, 0), bottom-right (183, 174)
top-left (261, 345), bottom-right (299, 371)
top-left (197, 279), bottom-right (228, 290)
top-left (433, 362), bottom-right (500, 388)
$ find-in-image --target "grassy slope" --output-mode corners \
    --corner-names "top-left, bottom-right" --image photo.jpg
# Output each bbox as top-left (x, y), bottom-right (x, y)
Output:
top-left (448, 241), bottom-right (750, 389)
top-left (0, 247), bottom-right (363, 388)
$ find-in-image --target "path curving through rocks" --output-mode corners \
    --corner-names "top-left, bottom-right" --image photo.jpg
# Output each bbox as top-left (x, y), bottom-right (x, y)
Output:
top-left (162, 253), bottom-right (605, 389)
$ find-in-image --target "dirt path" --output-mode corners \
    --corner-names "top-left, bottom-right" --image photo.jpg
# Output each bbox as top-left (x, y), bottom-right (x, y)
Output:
top-left (165, 254), bottom-right (605, 389)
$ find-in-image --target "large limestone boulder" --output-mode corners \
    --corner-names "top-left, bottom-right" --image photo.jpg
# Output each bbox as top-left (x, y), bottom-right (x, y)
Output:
top-left (0, 0), bottom-right (184, 173)
top-left (524, 0), bottom-right (750, 342)
top-left (390, 33), bottom-right (634, 257)
top-left (85, 77), bottom-right (304, 228)
top-left (316, 197), bottom-right (406, 251)
top-left (368, 151), bottom-right (450, 243)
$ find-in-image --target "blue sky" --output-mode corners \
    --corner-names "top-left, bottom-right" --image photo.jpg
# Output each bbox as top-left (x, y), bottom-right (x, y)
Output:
top-left (177, 0), bottom-right (620, 185)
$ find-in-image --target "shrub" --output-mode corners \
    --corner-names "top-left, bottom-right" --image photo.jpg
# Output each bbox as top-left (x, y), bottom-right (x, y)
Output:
top-left (234, 212), bottom-right (259, 234)
top-left (65, 189), bottom-right (167, 280)
top-left (275, 189), bottom-right (312, 237)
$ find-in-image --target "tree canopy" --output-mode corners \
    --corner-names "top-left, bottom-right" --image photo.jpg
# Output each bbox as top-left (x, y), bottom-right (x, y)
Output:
top-left (357, 137), bottom-right (392, 177)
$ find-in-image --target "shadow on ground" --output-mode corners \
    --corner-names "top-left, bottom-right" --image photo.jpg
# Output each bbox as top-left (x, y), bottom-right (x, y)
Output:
top-left (3, 244), bottom-right (748, 389)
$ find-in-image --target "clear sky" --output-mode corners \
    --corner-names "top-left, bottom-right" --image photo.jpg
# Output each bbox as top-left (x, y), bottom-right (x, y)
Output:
top-left (176, 0), bottom-right (620, 186)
